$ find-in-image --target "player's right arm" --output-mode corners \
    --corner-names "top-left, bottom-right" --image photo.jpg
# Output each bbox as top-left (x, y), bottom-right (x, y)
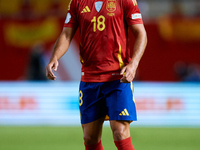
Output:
top-left (46, 27), bottom-right (77, 80)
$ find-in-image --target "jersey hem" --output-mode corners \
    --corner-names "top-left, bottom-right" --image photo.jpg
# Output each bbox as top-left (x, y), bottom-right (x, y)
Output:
top-left (81, 74), bottom-right (123, 82)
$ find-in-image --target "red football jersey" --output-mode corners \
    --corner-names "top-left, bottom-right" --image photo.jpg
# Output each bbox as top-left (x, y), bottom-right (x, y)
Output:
top-left (64, 0), bottom-right (143, 82)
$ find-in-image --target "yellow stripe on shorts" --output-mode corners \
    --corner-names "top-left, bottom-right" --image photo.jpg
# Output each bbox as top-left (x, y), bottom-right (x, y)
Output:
top-left (130, 82), bottom-right (135, 103)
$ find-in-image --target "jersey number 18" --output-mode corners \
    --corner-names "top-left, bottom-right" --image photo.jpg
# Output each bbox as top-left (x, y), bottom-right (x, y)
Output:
top-left (91, 15), bottom-right (106, 32)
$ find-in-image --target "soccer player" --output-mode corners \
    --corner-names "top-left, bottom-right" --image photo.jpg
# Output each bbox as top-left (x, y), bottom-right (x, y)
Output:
top-left (46, 0), bottom-right (147, 149)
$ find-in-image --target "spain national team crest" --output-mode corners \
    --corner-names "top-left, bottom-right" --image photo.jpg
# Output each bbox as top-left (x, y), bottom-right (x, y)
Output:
top-left (106, 0), bottom-right (116, 12)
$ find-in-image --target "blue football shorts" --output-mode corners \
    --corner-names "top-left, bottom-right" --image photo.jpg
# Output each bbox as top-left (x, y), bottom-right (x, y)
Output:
top-left (79, 80), bottom-right (137, 124)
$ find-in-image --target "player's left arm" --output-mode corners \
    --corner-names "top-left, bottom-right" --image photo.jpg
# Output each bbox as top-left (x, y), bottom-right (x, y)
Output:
top-left (120, 24), bottom-right (147, 83)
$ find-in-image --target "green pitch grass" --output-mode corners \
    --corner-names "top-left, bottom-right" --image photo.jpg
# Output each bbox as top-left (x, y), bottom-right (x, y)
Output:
top-left (0, 126), bottom-right (199, 150)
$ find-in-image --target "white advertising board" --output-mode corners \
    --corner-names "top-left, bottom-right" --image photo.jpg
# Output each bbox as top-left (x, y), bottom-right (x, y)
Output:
top-left (0, 82), bottom-right (199, 126)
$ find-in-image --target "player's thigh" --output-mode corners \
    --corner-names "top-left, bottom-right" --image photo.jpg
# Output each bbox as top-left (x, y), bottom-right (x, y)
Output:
top-left (110, 120), bottom-right (131, 141)
top-left (106, 81), bottom-right (137, 121)
top-left (82, 116), bottom-right (105, 145)
top-left (79, 81), bottom-right (107, 124)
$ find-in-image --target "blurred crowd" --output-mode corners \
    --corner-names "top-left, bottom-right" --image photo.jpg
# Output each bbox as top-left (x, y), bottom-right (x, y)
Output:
top-left (0, 0), bottom-right (68, 19)
top-left (174, 62), bottom-right (200, 82)
top-left (0, 0), bottom-right (200, 19)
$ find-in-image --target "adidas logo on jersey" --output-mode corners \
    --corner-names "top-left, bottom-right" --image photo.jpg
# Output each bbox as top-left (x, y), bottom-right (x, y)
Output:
top-left (119, 109), bottom-right (129, 116)
top-left (81, 6), bottom-right (91, 13)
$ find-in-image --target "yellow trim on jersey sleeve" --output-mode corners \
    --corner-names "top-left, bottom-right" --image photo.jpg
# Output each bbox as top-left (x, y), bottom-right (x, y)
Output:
top-left (132, 0), bottom-right (138, 6)
top-left (67, 0), bottom-right (73, 10)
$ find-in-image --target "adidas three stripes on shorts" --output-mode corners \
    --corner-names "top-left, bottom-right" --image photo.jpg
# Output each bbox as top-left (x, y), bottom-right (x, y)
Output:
top-left (79, 80), bottom-right (137, 124)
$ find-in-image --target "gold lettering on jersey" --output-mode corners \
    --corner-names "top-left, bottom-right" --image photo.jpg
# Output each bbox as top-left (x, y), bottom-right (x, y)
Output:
top-left (132, 0), bottom-right (138, 6)
top-left (107, 13), bottom-right (115, 16)
top-left (106, 0), bottom-right (116, 12)
top-left (68, 0), bottom-right (73, 10)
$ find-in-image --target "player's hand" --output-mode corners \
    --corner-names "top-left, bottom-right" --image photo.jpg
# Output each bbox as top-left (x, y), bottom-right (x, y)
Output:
top-left (120, 63), bottom-right (137, 83)
top-left (46, 59), bottom-right (59, 80)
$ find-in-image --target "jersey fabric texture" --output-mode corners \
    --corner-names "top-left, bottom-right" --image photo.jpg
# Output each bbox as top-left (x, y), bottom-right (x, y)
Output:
top-left (79, 80), bottom-right (137, 124)
top-left (64, 0), bottom-right (143, 82)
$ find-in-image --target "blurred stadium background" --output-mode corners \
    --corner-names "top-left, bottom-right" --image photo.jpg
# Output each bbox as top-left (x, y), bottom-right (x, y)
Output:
top-left (0, 0), bottom-right (200, 149)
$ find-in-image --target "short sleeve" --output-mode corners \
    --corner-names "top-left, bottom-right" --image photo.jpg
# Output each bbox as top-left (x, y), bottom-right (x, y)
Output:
top-left (64, 0), bottom-right (79, 28)
top-left (123, 0), bottom-right (143, 25)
